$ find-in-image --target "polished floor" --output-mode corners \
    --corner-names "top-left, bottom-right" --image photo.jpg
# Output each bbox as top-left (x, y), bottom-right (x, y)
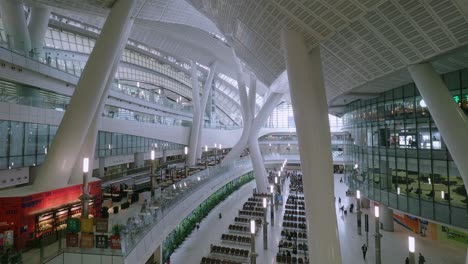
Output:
top-left (171, 179), bottom-right (288, 264)
top-left (171, 174), bottom-right (468, 264)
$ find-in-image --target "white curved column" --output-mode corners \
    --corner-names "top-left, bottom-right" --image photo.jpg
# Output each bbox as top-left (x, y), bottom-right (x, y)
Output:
top-left (282, 30), bottom-right (342, 264)
top-left (0, 0), bottom-right (31, 53)
top-left (222, 70), bottom-right (252, 164)
top-left (34, 0), bottom-right (136, 191)
top-left (187, 62), bottom-right (201, 166)
top-left (248, 73), bottom-right (257, 120)
top-left (409, 63), bottom-right (468, 194)
top-left (68, 19), bottom-right (134, 185)
top-left (223, 90), bottom-right (282, 165)
top-left (196, 61), bottom-right (217, 160)
top-left (249, 135), bottom-right (268, 193)
top-left (247, 92), bottom-right (282, 193)
top-left (249, 92), bottom-right (283, 136)
top-left (28, 4), bottom-right (50, 58)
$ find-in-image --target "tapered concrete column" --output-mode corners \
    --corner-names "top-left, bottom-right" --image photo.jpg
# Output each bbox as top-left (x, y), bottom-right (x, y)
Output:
top-left (0, 0), bottom-right (31, 53)
top-left (196, 62), bottom-right (217, 160)
top-left (34, 0), bottom-right (136, 191)
top-left (68, 19), bottom-right (133, 185)
top-left (134, 152), bottom-right (144, 168)
top-left (409, 63), bottom-right (468, 194)
top-left (380, 205), bottom-right (394, 232)
top-left (162, 149), bottom-right (167, 163)
top-left (28, 4), bottom-right (50, 58)
top-left (187, 62), bottom-right (201, 166)
top-left (282, 30), bottom-right (342, 263)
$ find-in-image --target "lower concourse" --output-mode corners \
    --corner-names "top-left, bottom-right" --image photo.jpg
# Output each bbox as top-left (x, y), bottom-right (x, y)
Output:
top-left (0, 0), bottom-right (468, 264)
top-left (170, 173), bottom-right (467, 264)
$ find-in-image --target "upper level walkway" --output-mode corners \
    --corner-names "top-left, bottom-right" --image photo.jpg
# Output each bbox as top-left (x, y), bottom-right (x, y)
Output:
top-left (40, 157), bottom-right (253, 264)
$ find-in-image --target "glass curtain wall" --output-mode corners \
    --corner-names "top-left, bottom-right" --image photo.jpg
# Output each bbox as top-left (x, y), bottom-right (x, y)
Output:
top-left (343, 68), bottom-right (468, 229)
top-left (0, 120), bottom-right (183, 170)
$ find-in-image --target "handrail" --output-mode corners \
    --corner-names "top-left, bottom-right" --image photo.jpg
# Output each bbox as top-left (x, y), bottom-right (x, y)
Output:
top-left (39, 157), bottom-right (252, 263)
top-left (120, 156), bottom-right (252, 256)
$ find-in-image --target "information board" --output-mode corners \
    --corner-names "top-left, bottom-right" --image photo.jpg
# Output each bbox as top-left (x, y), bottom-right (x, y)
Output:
top-left (95, 218), bottom-right (108, 233)
top-left (66, 233), bottom-right (79, 247)
top-left (66, 218), bottom-right (80, 233)
top-left (109, 235), bottom-right (121, 250)
top-left (80, 233), bottom-right (94, 248)
top-left (81, 218), bottom-right (94, 233)
top-left (95, 235), bottom-right (108, 249)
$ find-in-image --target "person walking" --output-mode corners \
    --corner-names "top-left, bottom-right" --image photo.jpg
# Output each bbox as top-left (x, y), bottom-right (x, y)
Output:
top-left (405, 257), bottom-right (410, 264)
top-left (338, 197), bottom-right (341, 204)
top-left (361, 244), bottom-right (367, 260)
top-left (418, 253), bottom-right (426, 264)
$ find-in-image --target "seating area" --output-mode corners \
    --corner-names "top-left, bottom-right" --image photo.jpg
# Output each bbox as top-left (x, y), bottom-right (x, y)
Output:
top-left (281, 230), bottom-right (308, 240)
top-left (285, 210), bottom-right (305, 216)
top-left (283, 215), bottom-right (306, 222)
top-left (221, 234), bottom-right (251, 245)
top-left (285, 205), bottom-right (305, 211)
top-left (238, 210), bottom-right (263, 218)
top-left (276, 171), bottom-right (310, 264)
top-left (200, 257), bottom-right (243, 264)
top-left (276, 254), bottom-right (307, 264)
top-left (279, 240), bottom-right (308, 252)
top-left (242, 206), bottom-right (264, 212)
top-left (282, 221), bottom-right (307, 230)
top-left (234, 217), bottom-right (261, 226)
top-left (228, 224), bottom-right (249, 233)
top-left (210, 245), bottom-right (249, 258)
top-left (253, 193), bottom-right (271, 198)
top-left (286, 200), bottom-right (305, 206)
top-left (200, 192), bottom-right (263, 263)
top-left (243, 201), bottom-right (263, 207)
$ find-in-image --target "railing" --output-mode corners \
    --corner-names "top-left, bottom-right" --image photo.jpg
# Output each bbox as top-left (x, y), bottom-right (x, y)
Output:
top-left (38, 157), bottom-right (252, 263)
top-left (120, 156), bottom-right (252, 257)
top-left (0, 40), bottom-right (83, 77)
top-left (112, 82), bottom-right (193, 113)
top-left (0, 95), bottom-right (68, 111)
top-left (100, 166), bottom-right (151, 182)
top-left (203, 124), bottom-right (240, 130)
top-left (0, 43), bottom-right (194, 116)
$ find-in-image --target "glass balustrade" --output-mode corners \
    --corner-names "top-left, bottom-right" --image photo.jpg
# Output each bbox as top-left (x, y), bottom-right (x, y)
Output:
top-left (117, 157), bottom-right (252, 256)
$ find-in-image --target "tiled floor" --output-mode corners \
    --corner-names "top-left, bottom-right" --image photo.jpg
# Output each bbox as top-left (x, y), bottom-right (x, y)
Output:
top-left (334, 174), bottom-right (467, 264)
top-left (171, 174), bottom-right (468, 264)
top-left (171, 179), bottom-right (290, 264)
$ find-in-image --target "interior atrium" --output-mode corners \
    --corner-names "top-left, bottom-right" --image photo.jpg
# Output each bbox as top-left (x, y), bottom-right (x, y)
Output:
top-left (0, 0), bottom-right (467, 263)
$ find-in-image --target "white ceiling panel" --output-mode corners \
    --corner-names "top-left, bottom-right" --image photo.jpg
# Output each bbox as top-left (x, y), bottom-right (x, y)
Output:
top-left (29, 0), bottom-right (468, 107)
